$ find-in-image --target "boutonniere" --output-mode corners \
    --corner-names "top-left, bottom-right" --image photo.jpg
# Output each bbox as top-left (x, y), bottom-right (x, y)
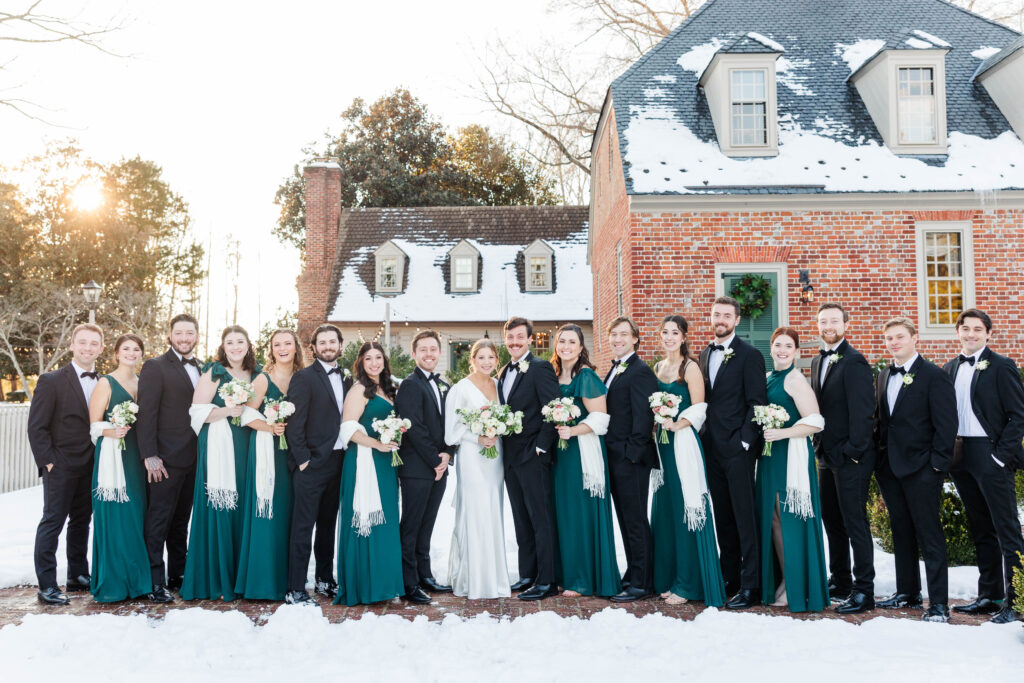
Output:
top-left (902, 373), bottom-right (915, 386)
top-left (343, 368), bottom-right (352, 380)
top-left (828, 353), bottom-right (843, 366)
top-left (975, 360), bottom-right (989, 371)
top-left (517, 360), bottom-right (530, 374)
top-left (615, 362), bottom-right (629, 377)
top-left (722, 348), bottom-right (735, 364)
top-left (439, 384), bottom-right (448, 395)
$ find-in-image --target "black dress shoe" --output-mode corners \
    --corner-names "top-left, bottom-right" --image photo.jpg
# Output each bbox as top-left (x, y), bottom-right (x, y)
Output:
top-left (510, 577), bottom-right (534, 592)
top-left (827, 579), bottom-right (851, 603)
top-left (38, 587), bottom-right (70, 605)
top-left (952, 597), bottom-right (1001, 615)
top-left (285, 590), bottom-right (316, 605)
top-left (836, 592), bottom-right (875, 614)
top-left (314, 580), bottom-right (338, 599)
top-left (876, 592), bottom-right (922, 609)
top-left (725, 589), bottom-right (760, 610)
top-left (65, 574), bottom-right (90, 592)
top-left (610, 586), bottom-right (654, 603)
top-left (518, 583), bottom-right (558, 601)
top-left (403, 586), bottom-right (432, 604)
top-left (921, 603), bottom-right (950, 623)
top-left (990, 606), bottom-right (1022, 624)
top-left (167, 575), bottom-right (184, 592)
top-left (420, 577), bottom-right (452, 593)
top-left (148, 585), bottom-right (174, 604)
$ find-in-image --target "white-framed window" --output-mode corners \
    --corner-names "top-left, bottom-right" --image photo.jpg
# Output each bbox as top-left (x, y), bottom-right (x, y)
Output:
top-left (373, 240), bottom-right (407, 293)
top-left (914, 221), bottom-right (975, 338)
top-left (448, 239), bottom-right (481, 293)
top-left (529, 256), bottom-right (549, 289)
top-left (523, 239), bottom-right (554, 292)
top-left (379, 257), bottom-right (397, 289)
top-left (731, 69), bottom-right (768, 147)
top-left (897, 67), bottom-right (937, 145)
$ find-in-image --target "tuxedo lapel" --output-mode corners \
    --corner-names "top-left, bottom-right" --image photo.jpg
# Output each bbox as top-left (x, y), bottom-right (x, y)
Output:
top-left (819, 340), bottom-right (848, 393)
top-left (506, 353), bottom-right (531, 401)
top-left (890, 357), bottom-right (922, 417)
top-left (810, 355), bottom-right (822, 395)
top-left (313, 362), bottom-right (340, 411)
top-left (164, 349), bottom-right (194, 389)
top-left (416, 370), bottom-right (442, 416)
top-left (62, 364), bottom-right (89, 417)
top-left (969, 348), bottom-right (992, 432)
top-left (879, 367), bottom-right (893, 417)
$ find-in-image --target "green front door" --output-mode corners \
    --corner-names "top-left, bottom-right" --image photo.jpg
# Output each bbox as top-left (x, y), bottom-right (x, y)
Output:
top-left (721, 271), bottom-right (780, 367)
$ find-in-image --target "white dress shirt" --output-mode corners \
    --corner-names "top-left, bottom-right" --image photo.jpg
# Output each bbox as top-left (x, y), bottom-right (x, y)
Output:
top-left (319, 359), bottom-right (347, 450)
top-left (417, 366), bottom-right (443, 412)
top-left (71, 360), bottom-right (98, 404)
top-left (605, 351), bottom-right (635, 388)
top-left (503, 352), bottom-right (528, 399)
top-left (886, 353), bottom-right (919, 413)
top-left (172, 348), bottom-right (201, 388)
top-left (955, 348), bottom-right (988, 438)
top-left (819, 341), bottom-right (842, 388)
top-left (708, 334), bottom-right (736, 388)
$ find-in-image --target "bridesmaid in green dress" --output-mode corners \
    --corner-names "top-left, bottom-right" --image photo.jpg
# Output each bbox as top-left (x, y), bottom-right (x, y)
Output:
top-left (335, 341), bottom-right (404, 606)
top-left (88, 334), bottom-right (151, 602)
top-left (235, 329), bottom-right (303, 600)
top-left (550, 324), bottom-right (621, 598)
top-left (757, 327), bottom-right (828, 612)
top-left (181, 325), bottom-right (259, 601)
top-left (650, 316), bottom-right (726, 607)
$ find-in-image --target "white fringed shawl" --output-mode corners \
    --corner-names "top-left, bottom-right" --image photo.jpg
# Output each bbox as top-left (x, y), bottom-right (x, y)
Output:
top-left (189, 404), bottom-right (238, 510)
top-left (651, 403), bottom-right (710, 531)
top-left (241, 406), bottom-right (275, 518)
top-left (90, 422), bottom-right (128, 503)
top-left (340, 420), bottom-right (384, 536)
top-left (785, 414), bottom-right (825, 520)
top-left (576, 411), bottom-right (610, 497)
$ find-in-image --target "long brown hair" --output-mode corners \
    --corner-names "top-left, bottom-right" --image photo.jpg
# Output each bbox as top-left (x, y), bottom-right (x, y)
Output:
top-left (113, 333), bottom-right (145, 358)
top-left (264, 329), bottom-right (305, 372)
top-left (354, 341), bottom-right (397, 401)
top-left (551, 324), bottom-right (594, 378)
top-left (661, 315), bottom-right (696, 382)
top-left (214, 325), bottom-right (258, 372)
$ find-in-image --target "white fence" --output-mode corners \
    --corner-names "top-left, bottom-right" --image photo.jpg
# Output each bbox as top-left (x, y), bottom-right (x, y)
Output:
top-left (0, 404), bottom-right (37, 493)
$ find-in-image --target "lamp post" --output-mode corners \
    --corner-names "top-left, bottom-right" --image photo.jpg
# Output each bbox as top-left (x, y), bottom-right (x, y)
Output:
top-left (82, 280), bottom-right (103, 324)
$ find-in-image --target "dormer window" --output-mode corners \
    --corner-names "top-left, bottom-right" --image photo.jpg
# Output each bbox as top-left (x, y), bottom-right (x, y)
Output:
top-left (897, 67), bottom-right (936, 144)
top-left (523, 239), bottom-right (554, 292)
top-left (373, 240), bottom-right (406, 294)
top-left (731, 69), bottom-right (768, 147)
top-left (380, 257), bottom-right (398, 289)
top-left (448, 239), bottom-right (481, 293)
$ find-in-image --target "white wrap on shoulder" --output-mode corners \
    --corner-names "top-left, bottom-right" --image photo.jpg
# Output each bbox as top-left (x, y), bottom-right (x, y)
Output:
top-left (577, 411), bottom-right (609, 498)
top-left (785, 414), bottom-right (825, 520)
top-left (90, 421), bottom-right (128, 503)
top-left (340, 420), bottom-right (384, 536)
top-left (241, 406), bottom-right (275, 519)
top-left (651, 403), bottom-right (711, 531)
top-left (189, 404), bottom-right (238, 511)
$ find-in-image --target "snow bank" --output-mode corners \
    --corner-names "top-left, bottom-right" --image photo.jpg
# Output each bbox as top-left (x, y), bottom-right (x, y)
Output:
top-left (746, 32), bottom-right (784, 53)
top-left (972, 46), bottom-right (1001, 59)
top-left (836, 39), bottom-right (886, 75)
top-left (912, 30), bottom-right (951, 48)
top-left (677, 38), bottom-right (724, 74)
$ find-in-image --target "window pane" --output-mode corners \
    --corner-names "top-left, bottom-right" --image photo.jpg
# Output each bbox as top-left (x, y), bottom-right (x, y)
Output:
top-left (380, 257), bottom-right (397, 289)
top-left (898, 67), bottom-right (936, 144)
top-left (530, 256), bottom-right (549, 288)
top-left (922, 230), bottom-right (964, 328)
top-left (453, 256), bottom-right (474, 289)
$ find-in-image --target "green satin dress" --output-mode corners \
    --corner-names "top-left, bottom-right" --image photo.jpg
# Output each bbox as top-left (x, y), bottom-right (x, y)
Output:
top-left (756, 365), bottom-right (828, 612)
top-left (181, 362), bottom-right (256, 601)
top-left (89, 376), bottom-right (151, 602)
top-left (334, 394), bottom-right (404, 606)
top-left (552, 368), bottom-right (621, 597)
top-left (650, 379), bottom-right (726, 606)
top-left (234, 373), bottom-right (293, 600)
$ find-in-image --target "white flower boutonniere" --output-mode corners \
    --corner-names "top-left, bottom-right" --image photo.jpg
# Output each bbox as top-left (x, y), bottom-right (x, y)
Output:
top-left (828, 353), bottom-right (843, 366)
top-left (902, 373), bottom-right (915, 386)
top-left (615, 362), bottom-right (629, 377)
top-left (439, 384), bottom-right (448, 395)
top-left (975, 360), bottom-right (989, 372)
top-left (517, 360), bottom-right (530, 374)
top-left (722, 348), bottom-right (735, 364)
top-left (343, 368), bottom-right (352, 380)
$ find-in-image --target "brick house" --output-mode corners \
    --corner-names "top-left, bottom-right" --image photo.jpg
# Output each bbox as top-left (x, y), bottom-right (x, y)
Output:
top-left (297, 165), bottom-right (592, 373)
top-left (589, 0), bottom-right (1024, 367)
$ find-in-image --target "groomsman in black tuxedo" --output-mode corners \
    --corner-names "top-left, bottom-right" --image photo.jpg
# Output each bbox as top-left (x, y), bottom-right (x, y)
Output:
top-left (284, 324), bottom-right (351, 605)
top-left (944, 309), bottom-right (1024, 624)
top-left (874, 317), bottom-right (957, 622)
top-left (395, 330), bottom-right (453, 604)
top-left (603, 317), bottom-right (659, 602)
top-left (698, 296), bottom-right (767, 610)
top-left (137, 313), bottom-right (201, 603)
top-left (810, 303), bottom-right (877, 614)
top-left (28, 324), bottom-right (104, 605)
top-left (498, 316), bottom-right (561, 600)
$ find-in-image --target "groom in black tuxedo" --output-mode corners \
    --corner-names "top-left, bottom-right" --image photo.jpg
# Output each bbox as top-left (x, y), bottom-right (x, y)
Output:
top-left (396, 330), bottom-right (453, 604)
top-left (603, 317), bottom-right (658, 602)
top-left (28, 324), bottom-right (104, 605)
top-left (498, 316), bottom-right (561, 600)
top-left (810, 303), bottom-right (877, 614)
top-left (284, 323), bottom-right (351, 605)
top-left (137, 313), bottom-right (202, 603)
top-left (698, 296), bottom-right (767, 610)
top-left (874, 317), bottom-right (957, 622)
top-left (943, 309), bottom-right (1024, 624)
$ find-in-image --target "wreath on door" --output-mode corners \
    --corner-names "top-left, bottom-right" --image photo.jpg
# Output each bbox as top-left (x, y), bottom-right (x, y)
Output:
top-left (729, 274), bottom-right (774, 320)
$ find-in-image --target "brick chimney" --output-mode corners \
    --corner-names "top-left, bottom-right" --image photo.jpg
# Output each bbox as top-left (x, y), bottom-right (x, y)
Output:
top-left (296, 161), bottom-right (342, 344)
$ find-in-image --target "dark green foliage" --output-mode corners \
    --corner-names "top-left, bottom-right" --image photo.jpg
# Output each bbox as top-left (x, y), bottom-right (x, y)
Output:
top-left (337, 341), bottom-right (417, 382)
top-left (1012, 553), bottom-right (1024, 616)
top-left (444, 344), bottom-right (517, 384)
top-left (729, 274), bottom-right (774, 320)
top-left (254, 310), bottom-right (298, 366)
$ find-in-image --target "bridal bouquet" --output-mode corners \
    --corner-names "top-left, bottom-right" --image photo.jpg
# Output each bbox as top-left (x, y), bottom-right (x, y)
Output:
top-left (542, 397), bottom-right (582, 450)
top-left (649, 392), bottom-right (682, 444)
top-left (219, 378), bottom-right (256, 426)
top-left (456, 401), bottom-right (524, 459)
top-left (110, 400), bottom-right (139, 450)
top-left (263, 398), bottom-right (296, 450)
top-left (753, 403), bottom-right (790, 457)
top-left (371, 411), bottom-right (412, 466)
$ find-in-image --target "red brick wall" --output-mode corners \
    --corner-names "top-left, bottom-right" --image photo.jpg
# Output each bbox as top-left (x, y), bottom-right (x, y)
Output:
top-left (296, 163), bottom-right (343, 344)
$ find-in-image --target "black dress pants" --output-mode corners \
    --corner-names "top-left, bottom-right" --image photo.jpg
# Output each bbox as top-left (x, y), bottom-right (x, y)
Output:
top-left (505, 456), bottom-right (557, 585)
top-left (35, 462), bottom-right (93, 589)
top-left (706, 438), bottom-right (759, 592)
top-left (144, 461), bottom-right (197, 586)
top-left (819, 451), bottom-right (876, 595)
top-left (399, 475), bottom-right (447, 588)
top-left (287, 451), bottom-right (343, 592)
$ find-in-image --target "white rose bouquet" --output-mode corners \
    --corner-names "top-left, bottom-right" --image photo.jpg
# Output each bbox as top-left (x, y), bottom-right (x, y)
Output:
top-left (649, 392), bottom-right (682, 444)
top-left (456, 401), bottom-right (524, 459)
top-left (371, 411), bottom-right (412, 466)
top-left (263, 398), bottom-right (296, 449)
top-left (110, 400), bottom-right (139, 450)
top-left (542, 397), bottom-right (583, 450)
top-left (218, 378), bottom-right (256, 426)
top-left (753, 403), bottom-right (791, 457)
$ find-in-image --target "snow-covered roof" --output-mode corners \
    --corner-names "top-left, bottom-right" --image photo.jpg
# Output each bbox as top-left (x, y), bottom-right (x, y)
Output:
top-left (327, 206), bottom-right (591, 324)
top-left (610, 0), bottom-right (1024, 196)
top-left (972, 35), bottom-right (1024, 80)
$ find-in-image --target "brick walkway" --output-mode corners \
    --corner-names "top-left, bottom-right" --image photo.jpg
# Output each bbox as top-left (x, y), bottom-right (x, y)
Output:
top-left (0, 586), bottom-right (992, 627)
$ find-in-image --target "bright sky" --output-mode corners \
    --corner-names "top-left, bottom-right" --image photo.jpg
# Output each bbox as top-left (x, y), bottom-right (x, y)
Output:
top-left (1, 0), bottom-right (583, 349)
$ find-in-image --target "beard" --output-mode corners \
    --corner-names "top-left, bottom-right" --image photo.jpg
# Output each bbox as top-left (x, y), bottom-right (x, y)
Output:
top-left (713, 323), bottom-right (735, 339)
top-left (314, 348), bottom-right (339, 363)
top-left (820, 330), bottom-right (844, 345)
top-left (171, 339), bottom-right (197, 356)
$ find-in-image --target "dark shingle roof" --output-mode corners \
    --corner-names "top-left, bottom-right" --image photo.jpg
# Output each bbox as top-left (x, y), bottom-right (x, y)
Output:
top-left (972, 35), bottom-right (1024, 79)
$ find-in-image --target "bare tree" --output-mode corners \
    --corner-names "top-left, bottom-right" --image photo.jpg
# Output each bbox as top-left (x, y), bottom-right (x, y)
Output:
top-left (0, 284), bottom-right (81, 397)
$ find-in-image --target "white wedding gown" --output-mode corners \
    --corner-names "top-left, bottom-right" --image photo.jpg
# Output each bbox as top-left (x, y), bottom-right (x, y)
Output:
top-left (445, 378), bottom-right (512, 599)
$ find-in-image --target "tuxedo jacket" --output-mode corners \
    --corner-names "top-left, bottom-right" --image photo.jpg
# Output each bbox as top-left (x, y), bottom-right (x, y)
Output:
top-left (942, 347), bottom-right (1024, 469)
top-left (27, 363), bottom-right (94, 474)
top-left (874, 355), bottom-right (957, 478)
top-left (497, 352), bottom-right (560, 466)
top-left (698, 336), bottom-right (767, 457)
top-left (810, 339), bottom-right (876, 469)
top-left (603, 355), bottom-right (659, 468)
top-left (137, 349), bottom-right (199, 469)
top-left (395, 369), bottom-right (451, 480)
top-left (285, 362), bottom-right (352, 472)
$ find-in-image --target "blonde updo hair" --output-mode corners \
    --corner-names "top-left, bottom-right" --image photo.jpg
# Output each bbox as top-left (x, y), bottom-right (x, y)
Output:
top-left (469, 338), bottom-right (499, 374)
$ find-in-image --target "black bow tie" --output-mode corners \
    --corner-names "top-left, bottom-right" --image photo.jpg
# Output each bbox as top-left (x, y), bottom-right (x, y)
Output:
top-left (710, 344), bottom-right (726, 352)
top-left (80, 371), bottom-right (99, 380)
top-left (611, 359), bottom-right (623, 367)
top-left (820, 349), bottom-right (838, 357)
top-left (327, 367), bottom-right (343, 376)
top-left (181, 357), bottom-right (199, 368)
top-left (890, 365), bottom-right (907, 375)
top-left (426, 372), bottom-right (440, 383)
top-left (958, 355), bottom-right (976, 366)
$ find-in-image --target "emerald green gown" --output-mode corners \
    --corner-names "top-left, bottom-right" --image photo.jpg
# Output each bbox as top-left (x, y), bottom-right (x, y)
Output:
top-left (650, 379), bottom-right (726, 607)
top-left (234, 373), bottom-right (293, 600)
top-left (89, 376), bottom-right (151, 602)
top-left (181, 362), bottom-right (256, 601)
top-left (756, 365), bottom-right (828, 612)
top-left (334, 395), bottom-right (404, 606)
top-left (552, 368), bottom-right (621, 597)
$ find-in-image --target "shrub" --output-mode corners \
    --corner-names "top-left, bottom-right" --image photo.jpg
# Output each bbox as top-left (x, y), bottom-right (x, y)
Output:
top-left (5, 391), bottom-right (27, 403)
top-left (1012, 553), bottom-right (1024, 617)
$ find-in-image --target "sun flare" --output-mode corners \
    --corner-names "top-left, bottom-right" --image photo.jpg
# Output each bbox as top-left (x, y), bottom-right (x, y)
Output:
top-left (72, 181), bottom-right (104, 211)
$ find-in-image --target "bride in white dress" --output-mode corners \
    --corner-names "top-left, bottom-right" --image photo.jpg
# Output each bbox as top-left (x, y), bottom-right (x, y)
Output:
top-left (444, 339), bottom-right (512, 599)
